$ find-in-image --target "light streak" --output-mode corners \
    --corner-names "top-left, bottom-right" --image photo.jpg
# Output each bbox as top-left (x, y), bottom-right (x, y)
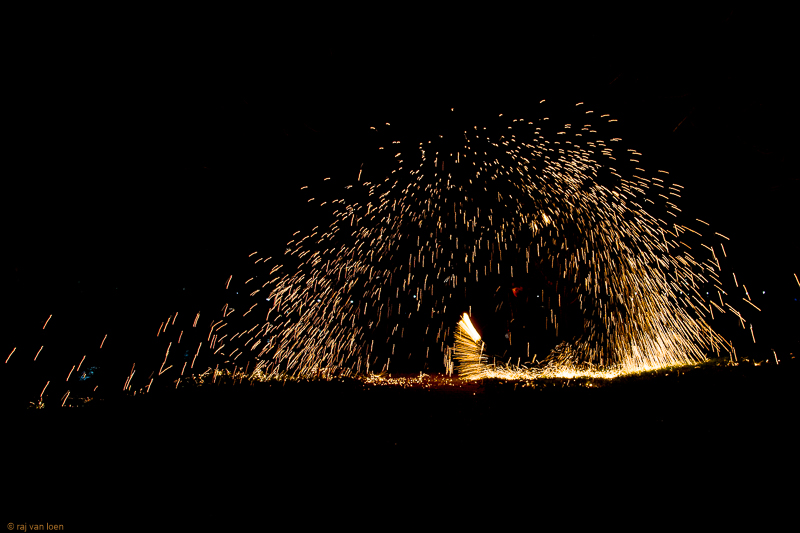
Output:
top-left (192, 342), bottom-right (201, 368)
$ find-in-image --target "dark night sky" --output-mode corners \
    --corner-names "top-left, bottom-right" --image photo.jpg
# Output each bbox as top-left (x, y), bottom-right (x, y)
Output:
top-left (3, 7), bottom-right (796, 369)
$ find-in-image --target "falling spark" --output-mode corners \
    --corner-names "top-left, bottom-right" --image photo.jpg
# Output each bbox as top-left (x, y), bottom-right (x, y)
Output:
top-left (192, 342), bottom-right (201, 368)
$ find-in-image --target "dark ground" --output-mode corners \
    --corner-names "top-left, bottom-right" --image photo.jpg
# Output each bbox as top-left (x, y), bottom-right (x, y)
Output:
top-left (6, 356), bottom-right (796, 529)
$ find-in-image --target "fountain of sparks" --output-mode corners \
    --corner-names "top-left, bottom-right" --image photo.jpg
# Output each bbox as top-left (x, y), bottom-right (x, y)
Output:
top-left (208, 101), bottom-right (745, 382)
top-left (449, 313), bottom-right (487, 379)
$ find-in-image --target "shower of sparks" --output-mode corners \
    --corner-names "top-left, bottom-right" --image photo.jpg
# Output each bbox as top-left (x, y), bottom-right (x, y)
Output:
top-left (10, 101), bottom-right (756, 405)
top-left (200, 102), bottom-right (744, 382)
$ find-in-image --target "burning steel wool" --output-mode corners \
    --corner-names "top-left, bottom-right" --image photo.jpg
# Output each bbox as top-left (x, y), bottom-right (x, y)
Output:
top-left (449, 313), bottom-right (487, 379)
top-left (205, 101), bottom-right (748, 382)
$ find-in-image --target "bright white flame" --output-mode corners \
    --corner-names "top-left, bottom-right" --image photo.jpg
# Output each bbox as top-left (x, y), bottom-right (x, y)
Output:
top-left (458, 313), bottom-right (481, 343)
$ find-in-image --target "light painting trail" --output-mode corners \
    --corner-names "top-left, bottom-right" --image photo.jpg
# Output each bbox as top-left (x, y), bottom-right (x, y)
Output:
top-left (212, 101), bottom-right (745, 382)
top-left (450, 313), bottom-right (487, 380)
